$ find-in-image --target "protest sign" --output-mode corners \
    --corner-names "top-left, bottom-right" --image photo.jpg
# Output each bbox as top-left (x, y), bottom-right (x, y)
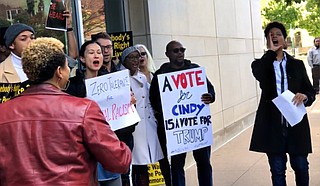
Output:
top-left (148, 162), bottom-right (165, 185)
top-left (85, 69), bottom-right (140, 131)
top-left (109, 31), bottom-right (133, 59)
top-left (45, 0), bottom-right (67, 31)
top-left (0, 81), bottom-right (31, 103)
top-left (157, 67), bottom-right (213, 156)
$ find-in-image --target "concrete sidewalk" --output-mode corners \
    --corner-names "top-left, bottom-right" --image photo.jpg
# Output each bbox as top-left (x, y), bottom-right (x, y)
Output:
top-left (186, 96), bottom-right (320, 186)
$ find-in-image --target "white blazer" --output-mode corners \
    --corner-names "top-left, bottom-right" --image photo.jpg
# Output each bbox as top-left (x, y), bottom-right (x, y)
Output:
top-left (130, 71), bottom-right (164, 165)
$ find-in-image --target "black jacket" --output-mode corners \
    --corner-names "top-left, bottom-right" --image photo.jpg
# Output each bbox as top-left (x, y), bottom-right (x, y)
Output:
top-left (249, 50), bottom-right (316, 154)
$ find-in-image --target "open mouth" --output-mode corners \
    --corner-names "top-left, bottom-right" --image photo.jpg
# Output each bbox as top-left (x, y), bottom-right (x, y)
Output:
top-left (93, 60), bottom-right (100, 65)
top-left (272, 40), bottom-right (279, 45)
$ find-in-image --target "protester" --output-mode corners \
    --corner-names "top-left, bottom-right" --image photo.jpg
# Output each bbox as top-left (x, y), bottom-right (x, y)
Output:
top-left (91, 32), bottom-right (118, 75)
top-left (307, 37), bottom-right (320, 94)
top-left (135, 44), bottom-right (171, 186)
top-left (134, 44), bottom-right (156, 82)
top-left (90, 32), bottom-right (128, 186)
top-left (149, 40), bottom-right (215, 186)
top-left (66, 40), bottom-right (103, 97)
top-left (0, 23), bottom-right (35, 83)
top-left (122, 45), bottom-right (164, 186)
top-left (249, 21), bottom-right (316, 186)
top-left (0, 37), bottom-right (131, 185)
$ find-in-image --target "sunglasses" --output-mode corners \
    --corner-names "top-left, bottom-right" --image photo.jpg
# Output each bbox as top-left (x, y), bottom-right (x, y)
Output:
top-left (127, 56), bottom-right (141, 62)
top-left (140, 52), bottom-right (147, 56)
top-left (170, 47), bottom-right (186, 53)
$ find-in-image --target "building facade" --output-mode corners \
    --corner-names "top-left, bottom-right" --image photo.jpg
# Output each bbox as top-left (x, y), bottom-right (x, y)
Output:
top-left (120, 0), bottom-right (264, 168)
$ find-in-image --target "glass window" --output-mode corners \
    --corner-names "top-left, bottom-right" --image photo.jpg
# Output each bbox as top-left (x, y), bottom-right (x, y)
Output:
top-left (0, 0), bottom-right (67, 52)
top-left (81, 0), bottom-right (106, 40)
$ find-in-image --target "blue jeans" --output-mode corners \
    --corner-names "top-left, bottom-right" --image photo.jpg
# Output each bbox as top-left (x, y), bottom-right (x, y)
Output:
top-left (267, 153), bottom-right (309, 186)
top-left (171, 146), bottom-right (213, 186)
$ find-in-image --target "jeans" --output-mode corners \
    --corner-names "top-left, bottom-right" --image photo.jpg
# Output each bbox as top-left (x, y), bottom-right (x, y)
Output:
top-left (171, 146), bottom-right (213, 186)
top-left (267, 153), bottom-right (309, 186)
top-left (99, 177), bottom-right (122, 186)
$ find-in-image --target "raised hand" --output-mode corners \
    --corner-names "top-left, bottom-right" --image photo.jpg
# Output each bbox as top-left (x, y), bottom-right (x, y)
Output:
top-left (268, 33), bottom-right (282, 52)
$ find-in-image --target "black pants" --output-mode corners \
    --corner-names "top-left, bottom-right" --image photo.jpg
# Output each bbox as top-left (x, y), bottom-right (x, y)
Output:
top-left (132, 165), bottom-right (149, 186)
top-left (311, 65), bottom-right (320, 92)
top-left (157, 124), bottom-right (172, 186)
top-left (117, 131), bottom-right (134, 186)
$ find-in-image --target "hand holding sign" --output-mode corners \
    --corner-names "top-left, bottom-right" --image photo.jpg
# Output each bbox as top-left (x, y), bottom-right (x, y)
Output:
top-left (158, 67), bottom-right (213, 156)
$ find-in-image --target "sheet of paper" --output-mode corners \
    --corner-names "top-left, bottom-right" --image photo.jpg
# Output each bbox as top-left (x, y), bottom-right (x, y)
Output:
top-left (272, 90), bottom-right (307, 127)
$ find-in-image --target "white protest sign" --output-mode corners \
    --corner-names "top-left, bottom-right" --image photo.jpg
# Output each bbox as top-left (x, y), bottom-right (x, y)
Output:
top-left (85, 69), bottom-right (140, 131)
top-left (158, 67), bottom-right (213, 156)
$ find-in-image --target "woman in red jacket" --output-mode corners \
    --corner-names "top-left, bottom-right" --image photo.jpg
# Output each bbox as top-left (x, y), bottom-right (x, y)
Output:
top-left (0, 37), bottom-right (131, 186)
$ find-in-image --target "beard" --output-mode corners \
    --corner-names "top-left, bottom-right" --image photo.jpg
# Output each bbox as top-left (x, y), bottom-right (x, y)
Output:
top-left (172, 59), bottom-right (184, 68)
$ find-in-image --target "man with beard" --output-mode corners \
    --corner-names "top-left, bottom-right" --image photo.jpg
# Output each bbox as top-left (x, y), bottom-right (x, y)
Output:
top-left (149, 40), bottom-right (215, 186)
top-left (307, 37), bottom-right (320, 94)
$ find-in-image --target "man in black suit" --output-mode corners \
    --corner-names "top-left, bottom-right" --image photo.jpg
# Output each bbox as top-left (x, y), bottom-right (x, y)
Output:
top-left (249, 21), bottom-right (316, 186)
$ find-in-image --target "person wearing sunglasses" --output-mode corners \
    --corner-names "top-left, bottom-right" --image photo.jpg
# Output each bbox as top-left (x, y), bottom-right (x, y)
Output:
top-left (134, 44), bottom-right (156, 83)
top-left (149, 40), bottom-right (215, 186)
top-left (123, 44), bottom-right (166, 186)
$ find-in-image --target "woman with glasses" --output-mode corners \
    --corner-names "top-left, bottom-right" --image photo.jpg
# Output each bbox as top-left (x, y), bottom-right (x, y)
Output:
top-left (121, 46), bottom-right (164, 186)
top-left (134, 44), bottom-right (156, 82)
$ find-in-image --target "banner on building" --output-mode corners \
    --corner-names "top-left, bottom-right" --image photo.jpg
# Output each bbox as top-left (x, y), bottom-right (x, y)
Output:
top-left (109, 31), bottom-right (133, 59)
top-left (45, 0), bottom-right (67, 31)
top-left (157, 67), bottom-right (213, 156)
top-left (0, 81), bottom-right (31, 104)
top-left (85, 69), bottom-right (140, 131)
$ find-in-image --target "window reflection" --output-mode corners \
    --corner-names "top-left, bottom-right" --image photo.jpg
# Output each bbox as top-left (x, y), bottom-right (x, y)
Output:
top-left (81, 0), bottom-right (106, 40)
top-left (0, 0), bottom-right (65, 46)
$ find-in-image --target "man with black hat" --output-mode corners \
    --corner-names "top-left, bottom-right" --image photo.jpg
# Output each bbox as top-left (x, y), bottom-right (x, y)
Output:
top-left (0, 23), bottom-right (35, 83)
top-left (249, 21), bottom-right (315, 186)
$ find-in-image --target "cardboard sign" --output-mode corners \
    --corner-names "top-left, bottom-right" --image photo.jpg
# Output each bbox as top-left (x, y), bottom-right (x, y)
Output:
top-left (148, 162), bottom-right (165, 185)
top-left (109, 31), bottom-right (133, 59)
top-left (45, 0), bottom-right (66, 31)
top-left (157, 67), bottom-right (213, 156)
top-left (85, 69), bottom-right (140, 131)
top-left (0, 81), bottom-right (30, 103)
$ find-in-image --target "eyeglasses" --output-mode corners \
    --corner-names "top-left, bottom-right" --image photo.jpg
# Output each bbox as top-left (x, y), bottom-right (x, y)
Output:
top-left (170, 47), bottom-right (186, 53)
top-left (140, 52), bottom-right (147, 56)
top-left (101, 45), bottom-right (113, 51)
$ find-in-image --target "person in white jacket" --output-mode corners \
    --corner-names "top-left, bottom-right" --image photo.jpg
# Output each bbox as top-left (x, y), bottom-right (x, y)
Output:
top-left (121, 46), bottom-right (164, 186)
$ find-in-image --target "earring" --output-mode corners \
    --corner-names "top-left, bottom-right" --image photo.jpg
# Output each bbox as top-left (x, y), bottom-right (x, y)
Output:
top-left (61, 80), bottom-right (70, 91)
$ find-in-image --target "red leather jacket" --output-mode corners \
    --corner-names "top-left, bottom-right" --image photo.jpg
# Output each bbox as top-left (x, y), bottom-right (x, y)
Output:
top-left (0, 84), bottom-right (132, 186)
